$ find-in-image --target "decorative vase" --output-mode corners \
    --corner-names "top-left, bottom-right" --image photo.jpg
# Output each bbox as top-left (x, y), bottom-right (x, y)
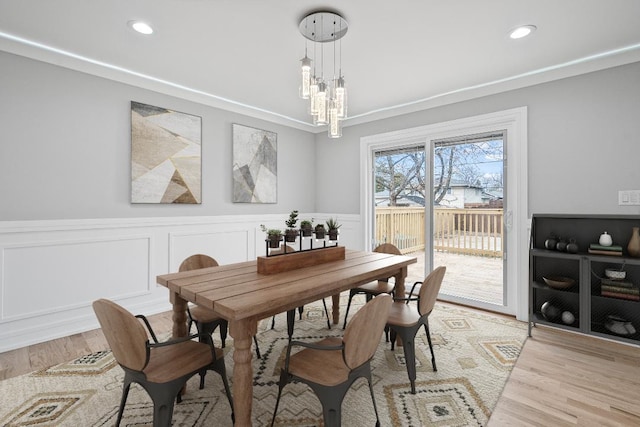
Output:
top-left (566, 238), bottom-right (579, 254)
top-left (544, 235), bottom-right (557, 250)
top-left (628, 227), bottom-right (640, 258)
top-left (599, 231), bottom-right (613, 247)
top-left (556, 238), bottom-right (567, 252)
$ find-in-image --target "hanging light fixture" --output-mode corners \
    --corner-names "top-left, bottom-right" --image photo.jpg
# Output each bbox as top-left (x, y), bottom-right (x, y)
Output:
top-left (299, 10), bottom-right (348, 138)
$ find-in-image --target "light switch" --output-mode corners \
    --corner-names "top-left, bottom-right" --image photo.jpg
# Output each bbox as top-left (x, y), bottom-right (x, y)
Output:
top-left (619, 190), bottom-right (640, 205)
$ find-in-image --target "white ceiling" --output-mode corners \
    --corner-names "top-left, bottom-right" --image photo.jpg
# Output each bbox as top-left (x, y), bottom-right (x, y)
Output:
top-left (2, 0), bottom-right (640, 132)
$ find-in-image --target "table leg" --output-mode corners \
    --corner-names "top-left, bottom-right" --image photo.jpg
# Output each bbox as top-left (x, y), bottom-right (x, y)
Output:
top-left (393, 266), bottom-right (408, 347)
top-left (169, 291), bottom-right (188, 338)
top-left (229, 318), bottom-right (257, 427)
top-left (331, 293), bottom-right (340, 325)
top-left (393, 266), bottom-right (408, 299)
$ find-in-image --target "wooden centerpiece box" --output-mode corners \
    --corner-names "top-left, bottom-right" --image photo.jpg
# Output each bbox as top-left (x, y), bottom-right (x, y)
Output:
top-left (257, 245), bottom-right (345, 274)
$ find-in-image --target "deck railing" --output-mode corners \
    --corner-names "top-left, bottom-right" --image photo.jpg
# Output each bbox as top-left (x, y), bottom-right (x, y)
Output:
top-left (375, 207), bottom-right (503, 258)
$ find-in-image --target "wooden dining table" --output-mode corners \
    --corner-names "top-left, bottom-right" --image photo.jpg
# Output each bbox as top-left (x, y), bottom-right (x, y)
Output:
top-left (156, 248), bottom-right (416, 426)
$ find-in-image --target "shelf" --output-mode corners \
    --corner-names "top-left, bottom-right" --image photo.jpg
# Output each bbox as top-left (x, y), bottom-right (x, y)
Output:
top-left (591, 323), bottom-right (640, 342)
top-left (530, 214), bottom-right (640, 346)
top-left (532, 281), bottom-right (579, 293)
top-left (592, 294), bottom-right (640, 303)
top-left (531, 312), bottom-right (579, 330)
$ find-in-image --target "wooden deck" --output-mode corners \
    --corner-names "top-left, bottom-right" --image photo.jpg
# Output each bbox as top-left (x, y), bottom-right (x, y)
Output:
top-left (405, 250), bottom-right (504, 305)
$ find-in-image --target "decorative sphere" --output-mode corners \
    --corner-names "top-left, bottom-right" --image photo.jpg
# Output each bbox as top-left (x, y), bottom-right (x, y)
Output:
top-left (541, 301), bottom-right (561, 322)
top-left (561, 311), bottom-right (575, 325)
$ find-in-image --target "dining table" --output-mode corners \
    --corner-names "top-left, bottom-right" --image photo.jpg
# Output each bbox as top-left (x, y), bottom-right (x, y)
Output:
top-left (156, 248), bottom-right (416, 426)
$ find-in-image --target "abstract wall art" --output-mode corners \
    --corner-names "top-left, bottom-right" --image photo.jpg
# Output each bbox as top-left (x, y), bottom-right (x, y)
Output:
top-left (232, 123), bottom-right (277, 203)
top-left (131, 101), bottom-right (202, 203)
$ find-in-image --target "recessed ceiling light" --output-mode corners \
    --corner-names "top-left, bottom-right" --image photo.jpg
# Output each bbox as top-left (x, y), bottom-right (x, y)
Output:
top-left (129, 20), bottom-right (153, 35)
top-left (509, 25), bottom-right (536, 39)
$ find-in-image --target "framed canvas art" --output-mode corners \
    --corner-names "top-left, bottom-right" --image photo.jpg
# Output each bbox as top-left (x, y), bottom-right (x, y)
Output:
top-left (131, 101), bottom-right (202, 203)
top-left (232, 123), bottom-right (277, 203)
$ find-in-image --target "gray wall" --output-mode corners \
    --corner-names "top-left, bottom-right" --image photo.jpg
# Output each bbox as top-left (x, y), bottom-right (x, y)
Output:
top-left (315, 61), bottom-right (640, 217)
top-left (2, 50), bottom-right (640, 221)
top-left (0, 52), bottom-right (317, 221)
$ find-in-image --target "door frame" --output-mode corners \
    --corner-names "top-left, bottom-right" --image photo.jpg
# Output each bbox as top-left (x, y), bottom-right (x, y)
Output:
top-left (360, 107), bottom-right (528, 320)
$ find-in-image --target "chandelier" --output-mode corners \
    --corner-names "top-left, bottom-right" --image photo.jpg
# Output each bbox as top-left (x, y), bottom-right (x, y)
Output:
top-left (298, 11), bottom-right (348, 138)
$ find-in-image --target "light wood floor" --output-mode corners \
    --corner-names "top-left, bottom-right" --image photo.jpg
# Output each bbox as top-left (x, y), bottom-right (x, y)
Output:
top-left (2, 307), bottom-right (640, 425)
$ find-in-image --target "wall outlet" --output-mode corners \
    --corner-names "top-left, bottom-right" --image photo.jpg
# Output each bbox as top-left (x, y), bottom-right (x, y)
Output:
top-left (619, 190), bottom-right (640, 205)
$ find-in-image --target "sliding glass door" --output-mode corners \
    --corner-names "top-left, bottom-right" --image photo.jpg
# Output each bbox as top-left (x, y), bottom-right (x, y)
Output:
top-left (362, 108), bottom-right (528, 318)
top-left (432, 132), bottom-right (506, 309)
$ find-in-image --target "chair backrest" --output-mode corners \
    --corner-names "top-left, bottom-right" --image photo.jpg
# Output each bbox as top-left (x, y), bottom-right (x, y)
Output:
top-left (179, 254), bottom-right (218, 272)
top-left (342, 294), bottom-right (392, 369)
top-left (418, 266), bottom-right (446, 315)
top-left (92, 298), bottom-right (149, 371)
top-left (374, 243), bottom-right (402, 255)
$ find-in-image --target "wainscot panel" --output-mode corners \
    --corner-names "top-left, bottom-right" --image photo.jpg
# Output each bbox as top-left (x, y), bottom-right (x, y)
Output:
top-left (0, 214), bottom-right (361, 352)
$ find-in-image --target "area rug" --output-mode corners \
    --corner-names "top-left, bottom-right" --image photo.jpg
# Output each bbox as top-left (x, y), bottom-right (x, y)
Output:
top-left (0, 299), bottom-right (527, 426)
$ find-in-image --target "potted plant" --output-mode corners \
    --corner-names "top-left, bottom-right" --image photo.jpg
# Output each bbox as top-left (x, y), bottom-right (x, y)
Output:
top-left (314, 223), bottom-right (326, 239)
top-left (284, 210), bottom-right (300, 243)
top-left (260, 224), bottom-right (283, 248)
top-left (300, 218), bottom-right (314, 237)
top-left (326, 217), bottom-right (341, 240)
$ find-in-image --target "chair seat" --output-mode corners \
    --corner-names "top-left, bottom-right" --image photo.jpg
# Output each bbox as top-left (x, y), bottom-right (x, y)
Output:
top-left (356, 280), bottom-right (395, 295)
top-left (189, 305), bottom-right (223, 323)
top-left (144, 340), bottom-right (221, 383)
top-left (386, 302), bottom-right (421, 328)
top-left (288, 337), bottom-right (349, 386)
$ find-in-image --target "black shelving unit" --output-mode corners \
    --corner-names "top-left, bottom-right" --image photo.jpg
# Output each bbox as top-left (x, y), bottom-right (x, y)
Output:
top-left (529, 214), bottom-right (640, 345)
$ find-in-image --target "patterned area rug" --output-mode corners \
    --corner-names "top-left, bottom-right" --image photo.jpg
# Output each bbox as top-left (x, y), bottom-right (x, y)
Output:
top-left (0, 300), bottom-right (527, 426)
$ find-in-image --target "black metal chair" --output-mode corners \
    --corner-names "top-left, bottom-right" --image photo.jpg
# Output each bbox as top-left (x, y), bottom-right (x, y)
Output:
top-left (342, 243), bottom-right (402, 331)
top-left (92, 298), bottom-right (234, 426)
top-left (271, 294), bottom-right (392, 427)
top-left (269, 245), bottom-right (332, 331)
top-left (386, 266), bottom-right (446, 394)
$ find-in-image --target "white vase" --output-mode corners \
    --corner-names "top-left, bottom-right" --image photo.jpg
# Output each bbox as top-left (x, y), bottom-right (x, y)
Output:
top-left (599, 232), bottom-right (613, 247)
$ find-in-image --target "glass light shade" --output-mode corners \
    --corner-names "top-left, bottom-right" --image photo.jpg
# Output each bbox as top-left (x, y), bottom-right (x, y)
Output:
top-left (314, 80), bottom-right (328, 125)
top-left (299, 56), bottom-right (312, 99)
top-left (333, 76), bottom-right (347, 118)
top-left (328, 101), bottom-right (342, 138)
top-left (308, 77), bottom-right (319, 115)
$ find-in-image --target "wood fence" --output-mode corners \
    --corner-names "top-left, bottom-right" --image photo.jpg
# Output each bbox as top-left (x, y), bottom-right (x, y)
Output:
top-left (375, 207), bottom-right (503, 258)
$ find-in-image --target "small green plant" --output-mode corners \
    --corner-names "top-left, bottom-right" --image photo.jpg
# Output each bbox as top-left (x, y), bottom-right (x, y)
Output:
top-left (260, 224), bottom-right (282, 236)
top-left (285, 210), bottom-right (299, 228)
top-left (326, 217), bottom-right (341, 230)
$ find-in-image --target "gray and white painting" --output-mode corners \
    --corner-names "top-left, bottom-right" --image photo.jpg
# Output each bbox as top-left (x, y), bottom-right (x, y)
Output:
top-left (232, 124), bottom-right (277, 203)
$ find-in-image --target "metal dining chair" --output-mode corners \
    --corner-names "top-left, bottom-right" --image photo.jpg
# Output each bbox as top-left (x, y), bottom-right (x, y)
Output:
top-left (92, 298), bottom-right (234, 426)
top-left (269, 245), bottom-right (332, 331)
top-left (271, 294), bottom-right (392, 427)
top-left (342, 243), bottom-right (402, 331)
top-left (386, 266), bottom-right (446, 394)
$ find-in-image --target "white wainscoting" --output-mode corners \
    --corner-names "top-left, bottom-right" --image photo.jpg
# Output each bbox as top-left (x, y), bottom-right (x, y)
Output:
top-left (0, 213), bottom-right (362, 352)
